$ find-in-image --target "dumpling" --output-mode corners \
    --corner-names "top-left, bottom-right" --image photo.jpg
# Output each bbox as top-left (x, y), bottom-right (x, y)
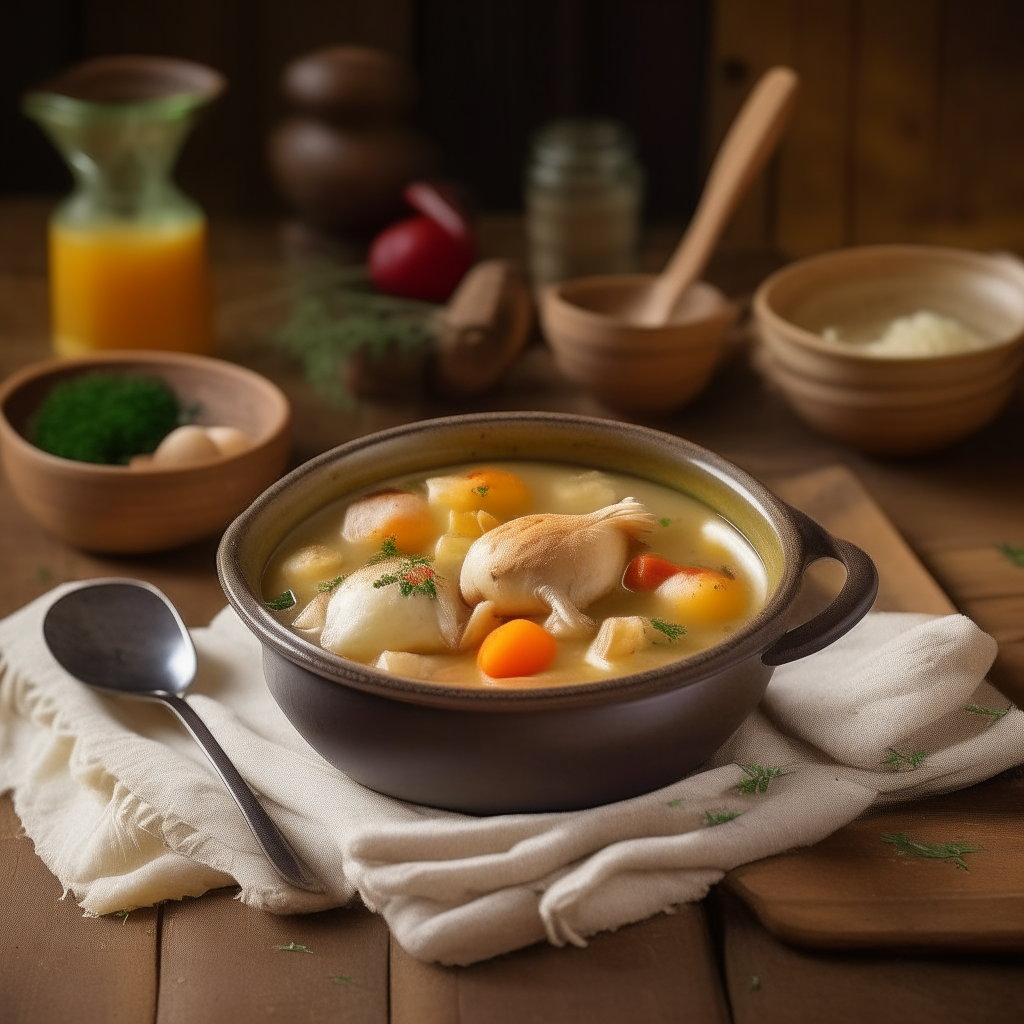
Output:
top-left (320, 555), bottom-right (467, 661)
top-left (341, 489), bottom-right (435, 553)
top-left (460, 498), bottom-right (656, 638)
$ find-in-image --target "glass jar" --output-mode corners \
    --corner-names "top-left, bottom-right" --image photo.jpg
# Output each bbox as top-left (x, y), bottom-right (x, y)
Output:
top-left (23, 56), bottom-right (224, 356)
top-left (525, 119), bottom-right (644, 288)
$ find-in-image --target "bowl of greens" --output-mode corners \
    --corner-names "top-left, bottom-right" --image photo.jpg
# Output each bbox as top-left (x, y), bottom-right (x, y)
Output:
top-left (0, 350), bottom-right (291, 552)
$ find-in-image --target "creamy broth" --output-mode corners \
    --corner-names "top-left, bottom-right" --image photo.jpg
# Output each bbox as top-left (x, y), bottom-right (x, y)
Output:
top-left (262, 461), bottom-right (767, 689)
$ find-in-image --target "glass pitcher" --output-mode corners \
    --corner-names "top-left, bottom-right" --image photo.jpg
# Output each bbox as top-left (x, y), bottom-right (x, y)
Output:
top-left (24, 56), bottom-right (225, 356)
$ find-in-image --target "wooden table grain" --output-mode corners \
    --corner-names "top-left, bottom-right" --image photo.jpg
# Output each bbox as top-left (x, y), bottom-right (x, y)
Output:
top-left (2, 200), bottom-right (1023, 1023)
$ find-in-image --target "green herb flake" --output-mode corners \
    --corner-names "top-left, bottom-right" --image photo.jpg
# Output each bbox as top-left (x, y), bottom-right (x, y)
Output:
top-left (667, 798), bottom-right (686, 808)
top-left (881, 748), bottom-right (927, 772)
top-left (331, 973), bottom-right (357, 986)
top-left (318, 575), bottom-right (347, 594)
top-left (750, 976), bottom-right (761, 991)
top-left (373, 553), bottom-right (438, 598)
top-left (881, 832), bottom-right (984, 871)
top-left (112, 909), bottom-right (131, 925)
top-left (995, 542), bottom-right (1024, 567)
top-left (965, 703), bottom-right (1009, 721)
top-left (266, 590), bottom-right (296, 611)
top-left (736, 763), bottom-right (791, 794)
top-left (705, 810), bottom-right (742, 827)
top-left (649, 617), bottom-right (686, 642)
top-left (275, 942), bottom-right (314, 953)
top-left (472, 485), bottom-right (490, 497)
top-left (367, 536), bottom-right (401, 565)
top-left (658, 517), bottom-right (672, 528)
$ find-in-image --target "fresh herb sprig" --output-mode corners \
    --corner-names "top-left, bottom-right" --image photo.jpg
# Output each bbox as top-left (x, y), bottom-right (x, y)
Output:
top-left (705, 810), bottom-right (742, 826)
top-left (881, 832), bottom-right (983, 871)
top-left (995, 542), bottom-right (1024, 567)
top-left (736, 764), bottom-right (791, 794)
top-left (649, 617), bottom-right (686, 642)
top-left (881, 748), bottom-right (927, 771)
top-left (965, 703), bottom-right (1010, 721)
top-left (318, 575), bottom-right (347, 593)
top-left (275, 941), bottom-right (314, 953)
top-left (266, 590), bottom-right (296, 611)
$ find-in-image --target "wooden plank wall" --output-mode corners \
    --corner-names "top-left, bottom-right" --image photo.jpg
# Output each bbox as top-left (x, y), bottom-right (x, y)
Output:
top-left (709, 0), bottom-right (1024, 256)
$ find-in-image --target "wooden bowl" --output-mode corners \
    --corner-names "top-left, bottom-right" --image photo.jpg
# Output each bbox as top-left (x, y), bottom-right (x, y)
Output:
top-left (539, 273), bottom-right (737, 413)
top-left (0, 351), bottom-right (291, 553)
top-left (753, 245), bottom-right (1024, 453)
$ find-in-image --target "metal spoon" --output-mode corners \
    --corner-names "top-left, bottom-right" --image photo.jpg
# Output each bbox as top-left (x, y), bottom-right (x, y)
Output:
top-left (42, 579), bottom-right (321, 893)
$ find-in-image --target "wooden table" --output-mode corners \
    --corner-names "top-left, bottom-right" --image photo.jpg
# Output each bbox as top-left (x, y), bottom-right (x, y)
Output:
top-left (2, 200), bottom-right (1023, 1023)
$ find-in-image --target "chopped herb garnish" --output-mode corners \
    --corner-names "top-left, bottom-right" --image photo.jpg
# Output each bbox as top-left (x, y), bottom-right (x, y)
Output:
top-left (112, 909), bottom-right (130, 925)
top-left (331, 973), bottom-right (358, 985)
top-left (472, 484), bottom-right (490, 497)
top-left (881, 748), bottom-right (927, 771)
top-left (705, 810), bottom-right (742, 826)
top-left (366, 535), bottom-right (401, 565)
top-left (750, 976), bottom-right (761, 991)
top-left (318, 575), bottom-right (347, 593)
top-left (995, 542), bottom-right (1024, 567)
top-left (658, 517), bottom-right (671, 528)
top-left (965, 703), bottom-right (1010, 721)
top-left (266, 590), bottom-right (296, 611)
top-left (667, 798), bottom-right (686, 807)
top-left (881, 832), bottom-right (983, 871)
top-left (649, 617), bottom-right (686, 642)
top-left (373, 554), bottom-right (438, 598)
top-left (736, 763), bottom-right (791, 794)
top-left (275, 942), bottom-right (314, 953)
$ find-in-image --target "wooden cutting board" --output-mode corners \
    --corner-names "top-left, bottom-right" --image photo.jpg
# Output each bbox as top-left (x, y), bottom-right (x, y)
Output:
top-left (722, 465), bottom-right (1024, 953)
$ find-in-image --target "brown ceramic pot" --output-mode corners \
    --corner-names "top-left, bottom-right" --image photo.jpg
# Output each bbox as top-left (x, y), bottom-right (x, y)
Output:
top-left (217, 412), bottom-right (876, 814)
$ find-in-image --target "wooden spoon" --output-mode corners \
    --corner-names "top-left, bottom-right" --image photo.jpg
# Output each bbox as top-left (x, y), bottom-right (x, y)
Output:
top-left (635, 66), bottom-right (799, 326)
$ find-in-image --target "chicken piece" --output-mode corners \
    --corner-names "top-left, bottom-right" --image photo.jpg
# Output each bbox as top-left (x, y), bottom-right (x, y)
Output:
top-left (460, 498), bottom-right (656, 638)
top-left (320, 556), bottom-right (467, 661)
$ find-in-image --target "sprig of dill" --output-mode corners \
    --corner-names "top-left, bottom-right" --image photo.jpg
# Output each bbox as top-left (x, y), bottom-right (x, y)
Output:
top-left (965, 703), bottom-right (1010, 721)
top-left (366, 536), bottom-right (401, 565)
top-left (649, 617), bottom-right (686, 642)
top-left (317, 575), bottom-right (347, 594)
top-left (736, 764), bottom-right (791, 794)
top-left (270, 271), bottom-right (437, 407)
top-left (881, 747), bottom-right (927, 771)
top-left (266, 590), bottom-right (296, 611)
top-left (275, 941), bottom-right (314, 953)
top-left (995, 542), bottom-right (1024, 567)
top-left (705, 810), bottom-right (742, 826)
top-left (881, 832), bottom-right (983, 871)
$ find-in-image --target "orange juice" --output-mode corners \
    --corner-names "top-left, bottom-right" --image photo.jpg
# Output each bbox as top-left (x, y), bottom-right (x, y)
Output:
top-left (50, 218), bottom-right (213, 356)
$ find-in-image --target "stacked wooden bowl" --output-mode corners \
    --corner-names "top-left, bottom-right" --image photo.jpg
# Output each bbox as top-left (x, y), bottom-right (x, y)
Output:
top-left (753, 245), bottom-right (1024, 454)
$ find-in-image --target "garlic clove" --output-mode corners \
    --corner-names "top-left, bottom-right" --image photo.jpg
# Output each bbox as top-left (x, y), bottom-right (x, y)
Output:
top-left (152, 425), bottom-right (221, 466)
top-left (205, 425), bottom-right (250, 457)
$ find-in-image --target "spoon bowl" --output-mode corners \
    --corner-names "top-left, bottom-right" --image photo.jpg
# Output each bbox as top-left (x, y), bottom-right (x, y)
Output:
top-left (43, 579), bottom-right (320, 892)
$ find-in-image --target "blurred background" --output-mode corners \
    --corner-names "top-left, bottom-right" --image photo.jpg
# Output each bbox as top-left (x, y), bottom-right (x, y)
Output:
top-left (4, 0), bottom-right (1023, 258)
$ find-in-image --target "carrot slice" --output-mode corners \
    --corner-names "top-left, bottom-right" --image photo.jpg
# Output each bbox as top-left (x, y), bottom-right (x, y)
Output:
top-left (477, 619), bottom-right (558, 678)
top-left (622, 554), bottom-right (681, 591)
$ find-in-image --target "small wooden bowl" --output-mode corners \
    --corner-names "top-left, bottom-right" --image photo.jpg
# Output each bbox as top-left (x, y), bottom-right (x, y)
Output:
top-left (0, 351), bottom-right (291, 553)
top-left (540, 273), bottom-right (737, 413)
top-left (753, 245), bottom-right (1024, 454)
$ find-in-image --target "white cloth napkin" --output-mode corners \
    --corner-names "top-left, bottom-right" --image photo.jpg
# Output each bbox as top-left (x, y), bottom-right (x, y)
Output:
top-left (1, 584), bottom-right (1021, 965)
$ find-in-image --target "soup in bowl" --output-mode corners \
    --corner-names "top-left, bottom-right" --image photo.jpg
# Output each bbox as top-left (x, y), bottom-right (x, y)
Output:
top-left (218, 413), bottom-right (877, 813)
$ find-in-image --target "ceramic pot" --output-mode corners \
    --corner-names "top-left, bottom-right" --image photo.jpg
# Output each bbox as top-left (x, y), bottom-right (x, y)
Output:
top-left (217, 412), bottom-right (876, 814)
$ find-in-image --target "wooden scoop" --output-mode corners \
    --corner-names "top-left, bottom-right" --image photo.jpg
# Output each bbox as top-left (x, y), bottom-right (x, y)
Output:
top-left (635, 66), bottom-right (799, 326)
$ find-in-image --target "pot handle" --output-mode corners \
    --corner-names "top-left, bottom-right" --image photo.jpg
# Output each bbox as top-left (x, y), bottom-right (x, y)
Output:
top-left (761, 508), bottom-right (878, 666)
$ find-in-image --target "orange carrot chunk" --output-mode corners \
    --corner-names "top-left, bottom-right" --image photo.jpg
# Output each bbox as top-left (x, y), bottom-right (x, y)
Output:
top-left (622, 554), bottom-right (681, 592)
top-left (477, 619), bottom-right (558, 678)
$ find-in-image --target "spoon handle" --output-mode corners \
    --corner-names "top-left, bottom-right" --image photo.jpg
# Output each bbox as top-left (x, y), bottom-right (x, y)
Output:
top-left (157, 692), bottom-right (322, 893)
